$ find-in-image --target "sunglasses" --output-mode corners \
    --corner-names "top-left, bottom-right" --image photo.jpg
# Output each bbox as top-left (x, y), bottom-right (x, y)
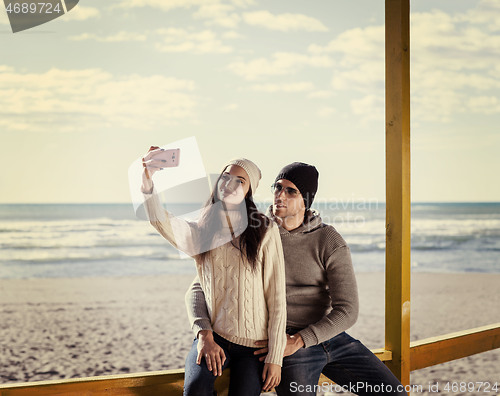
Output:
top-left (271, 183), bottom-right (300, 197)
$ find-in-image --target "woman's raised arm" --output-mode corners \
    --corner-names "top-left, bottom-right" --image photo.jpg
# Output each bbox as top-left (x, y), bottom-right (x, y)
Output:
top-left (141, 146), bottom-right (201, 257)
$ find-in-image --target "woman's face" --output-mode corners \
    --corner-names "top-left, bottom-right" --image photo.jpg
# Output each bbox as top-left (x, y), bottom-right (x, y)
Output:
top-left (217, 165), bottom-right (250, 205)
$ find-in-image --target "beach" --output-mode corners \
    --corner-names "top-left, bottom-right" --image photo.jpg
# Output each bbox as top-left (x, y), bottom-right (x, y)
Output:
top-left (1, 272), bottom-right (498, 394)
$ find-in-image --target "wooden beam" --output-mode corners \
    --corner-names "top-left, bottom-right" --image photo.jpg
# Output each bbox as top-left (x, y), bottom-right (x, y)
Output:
top-left (3, 325), bottom-right (499, 396)
top-left (0, 369), bottom-right (230, 396)
top-left (372, 348), bottom-right (393, 362)
top-left (410, 323), bottom-right (500, 371)
top-left (0, 370), bottom-right (186, 396)
top-left (385, 0), bottom-right (411, 386)
top-left (0, 350), bottom-right (392, 395)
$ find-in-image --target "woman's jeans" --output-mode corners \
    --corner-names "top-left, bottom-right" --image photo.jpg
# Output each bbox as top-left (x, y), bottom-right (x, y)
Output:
top-left (275, 331), bottom-right (407, 396)
top-left (183, 332), bottom-right (264, 396)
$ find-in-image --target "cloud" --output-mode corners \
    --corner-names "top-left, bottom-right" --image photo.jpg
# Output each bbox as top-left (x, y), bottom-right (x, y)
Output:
top-left (308, 25), bottom-right (384, 93)
top-left (0, 67), bottom-right (199, 132)
top-left (351, 95), bottom-right (383, 120)
top-left (117, 0), bottom-right (254, 11)
top-left (227, 52), bottom-right (333, 80)
top-left (230, 0), bottom-right (255, 6)
top-left (0, 9), bottom-right (9, 25)
top-left (242, 10), bottom-right (328, 32)
top-left (411, 10), bottom-right (500, 70)
top-left (222, 103), bottom-right (238, 111)
top-left (63, 5), bottom-right (100, 21)
top-left (117, 0), bottom-right (219, 12)
top-left (70, 31), bottom-right (147, 42)
top-left (456, 0), bottom-right (500, 32)
top-left (193, 3), bottom-right (241, 29)
top-left (222, 30), bottom-right (244, 39)
top-left (307, 90), bottom-right (333, 99)
top-left (317, 106), bottom-right (336, 118)
top-left (307, 2), bottom-right (500, 123)
top-left (248, 82), bottom-right (314, 93)
top-left (69, 27), bottom-right (234, 52)
top-left (411, 5), bottom-right (500, 121)
top-left (155, 28), bottom-right (232, 53)
top-left (115, 0), bottom-right (254, 31)
top-left (467, 96), bottom-right (500, 114)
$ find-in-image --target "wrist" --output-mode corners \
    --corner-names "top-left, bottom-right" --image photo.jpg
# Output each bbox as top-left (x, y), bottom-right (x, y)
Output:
top-left (198, 330), bottom-right (213, 340)
top-left (141, 180), bottom-right (154, 194)
top-left (292, 334), bottom-right (305, 349)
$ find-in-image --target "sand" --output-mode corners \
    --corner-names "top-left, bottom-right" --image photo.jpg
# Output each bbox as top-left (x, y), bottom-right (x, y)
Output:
top-left (1, 272), bottom-right (499, 395)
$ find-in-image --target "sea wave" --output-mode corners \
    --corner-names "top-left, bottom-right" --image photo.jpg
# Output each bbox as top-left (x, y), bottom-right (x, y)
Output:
top-left (1, 202), bottom-right (499, 277)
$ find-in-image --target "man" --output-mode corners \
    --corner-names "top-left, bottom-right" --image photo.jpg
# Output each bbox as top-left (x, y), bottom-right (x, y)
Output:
top-left (186, 162), bottom-right (407, 396)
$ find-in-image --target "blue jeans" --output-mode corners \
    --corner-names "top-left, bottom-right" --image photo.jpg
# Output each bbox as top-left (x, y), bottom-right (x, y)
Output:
top-left (275, 331), bottom-right (407, 396)
top-left (183, 332), bottom-right (264, 396)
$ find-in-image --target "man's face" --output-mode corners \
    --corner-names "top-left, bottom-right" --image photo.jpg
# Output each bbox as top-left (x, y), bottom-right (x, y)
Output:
top-left (272, 179), bottom-right (305, 221)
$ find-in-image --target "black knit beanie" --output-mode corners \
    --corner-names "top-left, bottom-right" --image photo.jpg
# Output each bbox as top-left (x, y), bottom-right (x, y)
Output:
top-left (275, 162), bottom-right (319, 210)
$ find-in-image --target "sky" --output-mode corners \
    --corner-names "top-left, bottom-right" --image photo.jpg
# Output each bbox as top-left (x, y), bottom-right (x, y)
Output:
top-left (0, 0), bottom-right (499, 204)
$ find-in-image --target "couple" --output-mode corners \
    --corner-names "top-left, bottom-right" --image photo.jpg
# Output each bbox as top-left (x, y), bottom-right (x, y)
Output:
top-left (141, 150), bottom-right (406, 396)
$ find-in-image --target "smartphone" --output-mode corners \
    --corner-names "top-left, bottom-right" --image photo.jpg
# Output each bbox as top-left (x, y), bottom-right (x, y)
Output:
top-left (155, 148), bottom-right (180, 167)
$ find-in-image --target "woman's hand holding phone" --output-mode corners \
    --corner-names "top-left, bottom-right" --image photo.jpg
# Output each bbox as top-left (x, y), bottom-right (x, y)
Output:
top-left (141, 146), bottom-right (159, 193)
top-left (141, 146), bottom-right (180, 193)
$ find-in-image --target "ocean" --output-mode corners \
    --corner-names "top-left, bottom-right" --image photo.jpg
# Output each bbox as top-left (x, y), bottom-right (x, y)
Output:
top-left (0, 202), bottom-right (499, 279)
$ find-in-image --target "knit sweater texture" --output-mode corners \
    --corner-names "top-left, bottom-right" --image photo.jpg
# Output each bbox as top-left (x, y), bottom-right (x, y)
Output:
top-left (143, 192), bottom-right (287, 366)
top-left (186, 207), bottom-right (359, 349)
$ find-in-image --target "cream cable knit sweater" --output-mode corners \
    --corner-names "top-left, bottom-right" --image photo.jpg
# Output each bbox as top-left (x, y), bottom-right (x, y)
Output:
top-left (142, 191), bottom-right (287, 366)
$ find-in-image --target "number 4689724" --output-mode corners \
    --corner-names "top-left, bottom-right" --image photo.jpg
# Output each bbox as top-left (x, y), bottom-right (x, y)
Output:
top-left (443, 382), bottom-right (498, 393)
top-left (5, 2), bottom-right (62, 14)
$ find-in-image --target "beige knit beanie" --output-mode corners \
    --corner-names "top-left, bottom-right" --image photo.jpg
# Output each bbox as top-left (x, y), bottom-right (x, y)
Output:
top-left (225, 158), bottom-right (262, 193)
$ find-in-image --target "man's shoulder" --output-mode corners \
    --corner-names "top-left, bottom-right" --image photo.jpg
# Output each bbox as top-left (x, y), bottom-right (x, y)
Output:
top-left (309, 221), bottom-right (348, 251)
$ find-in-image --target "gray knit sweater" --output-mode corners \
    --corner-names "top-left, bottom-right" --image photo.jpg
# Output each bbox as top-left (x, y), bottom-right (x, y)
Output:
top-left (186, 208), bottom-right (359, 349)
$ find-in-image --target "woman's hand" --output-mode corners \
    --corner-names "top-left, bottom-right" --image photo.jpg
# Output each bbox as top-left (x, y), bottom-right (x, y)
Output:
top-left (141, 146), bottom-right (162, 193)
top-left (262, 363), bottom-right (281, 392)
top-left (196, 330), bottom-right (226, 377)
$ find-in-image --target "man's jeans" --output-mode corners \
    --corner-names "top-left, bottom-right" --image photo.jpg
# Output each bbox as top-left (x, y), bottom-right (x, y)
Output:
top-left (275, 331), bottom-right (407, 396)
top-left (183, 332), bottom-right (264, 396)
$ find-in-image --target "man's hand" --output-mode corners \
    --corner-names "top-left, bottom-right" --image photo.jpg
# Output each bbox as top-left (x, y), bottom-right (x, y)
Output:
top-left (254, 334), bottom-right (305, 361)
top-left (285, 333), bottom-right (305, 356)
top-left (262, 363), bottom-right (281, 392)
top-left (196, 330), bottom-right (226, 376)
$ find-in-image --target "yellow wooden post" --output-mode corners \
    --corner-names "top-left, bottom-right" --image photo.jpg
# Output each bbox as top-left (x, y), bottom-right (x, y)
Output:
top-left (385, 0), bottom-right (411, 385)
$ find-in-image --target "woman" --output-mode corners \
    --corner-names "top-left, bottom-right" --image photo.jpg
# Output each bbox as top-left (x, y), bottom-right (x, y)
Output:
top-left (141, 147), bottom-right (286, 396)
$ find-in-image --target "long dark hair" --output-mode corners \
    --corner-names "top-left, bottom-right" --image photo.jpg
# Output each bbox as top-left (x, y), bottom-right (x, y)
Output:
top-left (197, 172), bottom-right (270, 271)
